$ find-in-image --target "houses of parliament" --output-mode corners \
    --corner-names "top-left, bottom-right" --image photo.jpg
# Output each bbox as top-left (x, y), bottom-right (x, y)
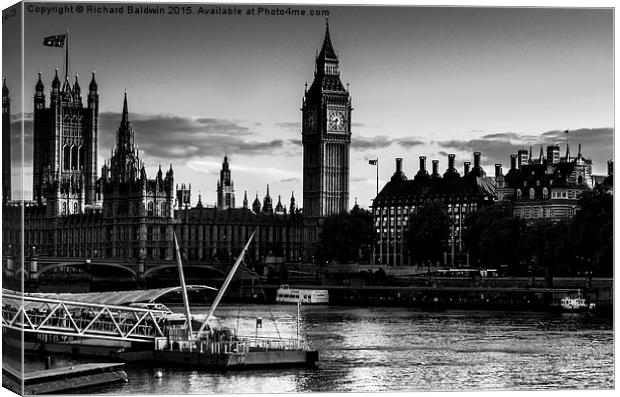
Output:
top-left (2, 22), bottom-right (611, 280)
top-left (2, 23), bottom-right (351, 281)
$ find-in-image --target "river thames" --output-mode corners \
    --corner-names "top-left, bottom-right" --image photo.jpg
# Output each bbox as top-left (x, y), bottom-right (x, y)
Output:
top-left (33, 303), bottom-right (613, 393)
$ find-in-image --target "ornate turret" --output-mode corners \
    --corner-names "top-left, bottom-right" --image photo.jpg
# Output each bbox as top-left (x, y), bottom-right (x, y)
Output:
top-left (51, 68), bottom-right (60, 90)
top-left (275, 195), bottom-right (285, 215)
top-left (73, 74), bottom-right (81, 97)
top-left (289, 191), bottom-right (296, 214)
top-left (217, 155), bottom-right (235, 209)
top-left (262, 185), bottom-right (273, 214)
top-left (89, 71), bottom-right (98, 92)
top-left (35, 72), bottom-right (44, 93)
top-left (252, 192), bottom-right (261, 214)
top-left (243, 190), bottom-right (249, 209)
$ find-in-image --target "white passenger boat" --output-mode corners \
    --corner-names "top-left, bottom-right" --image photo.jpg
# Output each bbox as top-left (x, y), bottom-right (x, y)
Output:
top-left (560, 295), bottom-right (596, 312)
top-left (275, 285), bottom-right (329, 304)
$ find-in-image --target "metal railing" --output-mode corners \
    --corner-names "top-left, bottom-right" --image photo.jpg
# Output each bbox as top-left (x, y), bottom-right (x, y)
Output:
top-left (2, 292), bottom-right (166, 342)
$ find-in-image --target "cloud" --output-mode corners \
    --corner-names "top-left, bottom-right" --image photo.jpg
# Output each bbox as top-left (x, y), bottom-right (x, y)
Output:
top-left (437, 127), bottom-right (613, 173)
top-left (275, 122), bottom-right (300, 130)
top-left (351, 176), bottom-right (369, 182)
top-left (280, 177), bottom-right (300, 183)
top-left (351, 135), bottom-right (393, 150)
top-left (98, 112), bottom-right (293, 162)
top-left (396, 138), bottom-right (425, 148)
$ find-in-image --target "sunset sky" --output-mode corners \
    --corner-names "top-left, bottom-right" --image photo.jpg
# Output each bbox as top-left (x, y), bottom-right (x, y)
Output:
top-left (2, 2), bottom-right (614, 208)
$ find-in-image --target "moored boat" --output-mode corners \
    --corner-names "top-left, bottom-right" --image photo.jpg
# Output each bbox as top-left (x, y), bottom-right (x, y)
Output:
top-left (560, 295), bottom-right (596, 312)
top-left (275, 285), bottom-right (329, 304)
top-left (150, 232), bottom-right (319, 369)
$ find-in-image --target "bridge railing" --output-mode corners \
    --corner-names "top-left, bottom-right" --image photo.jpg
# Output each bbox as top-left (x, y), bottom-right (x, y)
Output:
top-left (2, 292), bottom-right (167, 343)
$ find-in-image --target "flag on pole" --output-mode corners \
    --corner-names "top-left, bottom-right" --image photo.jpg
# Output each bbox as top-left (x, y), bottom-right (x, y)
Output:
top-left (43, 34), bottom-right (66, 48)
top-left (368, 159), bottom-right (378, 165)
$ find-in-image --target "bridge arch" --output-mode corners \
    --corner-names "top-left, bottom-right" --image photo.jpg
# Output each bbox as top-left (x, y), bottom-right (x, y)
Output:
top-left (35, 261), bottom-right (138, 278)
top-left (143, 263), bottom-right (226, 278)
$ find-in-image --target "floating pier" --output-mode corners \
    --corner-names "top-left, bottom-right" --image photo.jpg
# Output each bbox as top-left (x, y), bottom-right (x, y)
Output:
top-left (2, 363), bottom-right (127, 395)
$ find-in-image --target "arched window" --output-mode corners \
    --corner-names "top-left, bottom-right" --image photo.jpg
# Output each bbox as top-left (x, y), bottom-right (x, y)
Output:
top-left (63, 145), bottom-right (71, 170)
top-left (542, 187), bottom-right (548, 199)
top-left (71, 145), bottom-right (78, 170)
top-left (79, 145), bottom-right (85, 169)
top-left (73, 202), bottom-right (78, 214)
top-left (62, 202), bottom-right (67, 215)
top-left (529, 188), bottom-right (535, 200)
top-left (516, 189), bottom-right (522, 199)
top-left (161, 202), bottom-right (166, 217)
top-left (147, 202), bottom-right (154, 216)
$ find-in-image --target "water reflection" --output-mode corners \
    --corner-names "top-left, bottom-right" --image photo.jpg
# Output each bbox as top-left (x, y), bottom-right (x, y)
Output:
top-left (31, 304), bottom-right (612, 393)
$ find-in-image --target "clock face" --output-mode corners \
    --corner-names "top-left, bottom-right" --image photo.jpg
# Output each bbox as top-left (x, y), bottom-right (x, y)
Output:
top-left (304, 111), bottom-right (317, 131)
top-left (328, 110), bottom-right (346, 132)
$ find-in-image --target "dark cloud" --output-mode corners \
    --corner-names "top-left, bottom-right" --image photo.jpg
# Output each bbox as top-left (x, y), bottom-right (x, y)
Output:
top-left (437, 127), bottom-right (613, 173)
top-left (288, 139), bottom-right (302, 146)
top-left (396, 138), bottom-right (425, 148)
top-left (351, 122), bottom-right (366, 128)
top-left (481, 132), bottom-right (521, 140)
top-left (98, 112), bottom-right (292, 162)
top-left (280, 177), bottom-right (300, 183)
top-left (351, 135), bottom-right (393, 150)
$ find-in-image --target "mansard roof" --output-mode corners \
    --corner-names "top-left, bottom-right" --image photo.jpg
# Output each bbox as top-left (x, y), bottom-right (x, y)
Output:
top-left (373, 173), bottom-right (497, 207)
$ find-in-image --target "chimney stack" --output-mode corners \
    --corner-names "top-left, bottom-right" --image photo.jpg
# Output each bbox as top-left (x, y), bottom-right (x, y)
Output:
top-left (495, 164), bottom-right (502, 178)
top-left (419, 156), bottom-right (426, 172)
top-left (432, 160), bottom-right (439, 176)
top-left (396, 157), bottom-right (402, 173)
top-left (448, 154), bottom-right (456, 170)
top-left (473, 152), bottom-right (481, 169)
top-left (464, 162), bottom-right (471, 175)
top-left (510, 154), bottom-right (517, 170)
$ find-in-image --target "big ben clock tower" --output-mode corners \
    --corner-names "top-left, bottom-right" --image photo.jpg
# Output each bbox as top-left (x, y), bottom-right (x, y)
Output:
top-left (302, 20), bottom-right (352, 219)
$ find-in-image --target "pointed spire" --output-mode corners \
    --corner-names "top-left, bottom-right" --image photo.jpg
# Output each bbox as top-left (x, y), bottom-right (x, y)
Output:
top-left (577, 143), bottom-right (582, 158)
top-left (318, 17), bottom-right (338, 61)
top-left (2, 77), bottom-right (8, 97)
top-left (289, 191), bottom-right (296, 213)
top-left (73, 74), bottom-right (81, 95)
top-left (252, 191), bottom-right (261, 214)
top-left (35, 72), bottom-right (44, 92)
top-left (528, 146), bottom-right (532, 161)
top-left (89, 71), bottom-right (98, 92)
top-left (565, 143), bottom-right (570, 161)
top-left (243, 190), bottom-right (248, 208)
top-left (52, 68), bottom-right (60, 89)
top-left (121, 91), bottom-right (129, 125)
top-left (197, 193), bottom-right (203, 208)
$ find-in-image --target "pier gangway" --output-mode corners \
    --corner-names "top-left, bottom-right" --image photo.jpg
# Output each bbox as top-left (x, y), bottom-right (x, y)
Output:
top-left (2, 286), bottom-right (215, 343)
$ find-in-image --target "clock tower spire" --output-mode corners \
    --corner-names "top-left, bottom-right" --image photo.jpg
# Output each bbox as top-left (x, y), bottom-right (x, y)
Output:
top-left (302, 20), bottom-right (352, 219)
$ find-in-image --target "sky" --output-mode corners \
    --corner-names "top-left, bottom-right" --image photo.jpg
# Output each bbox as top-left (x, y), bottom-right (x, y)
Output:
top-left (2, 1), bottom-right (614, 209)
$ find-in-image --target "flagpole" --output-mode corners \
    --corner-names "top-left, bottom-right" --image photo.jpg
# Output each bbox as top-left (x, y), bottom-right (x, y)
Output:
top-left (376, 158), bottom-right (379, 196)
top-left (64, 29), bottom-right (69, 80)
